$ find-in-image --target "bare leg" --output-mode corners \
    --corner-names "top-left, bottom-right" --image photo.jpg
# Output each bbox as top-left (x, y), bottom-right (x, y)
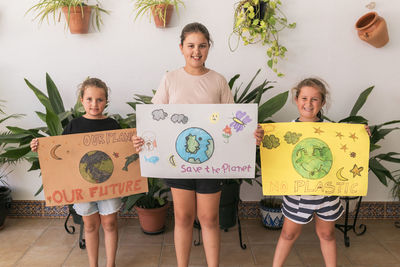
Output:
top-left (315, 216), bottom-right (337, 267)
top-left (83, 213), bottom-right (101, 267)
top-left (171, 188), bottom-right (196, 267)
top-left (101, 212), bottom-right (118, 267)
top-left (272, 217), bottom-right (303, 267)
top-left (196, 191), bottom-right (221, 267)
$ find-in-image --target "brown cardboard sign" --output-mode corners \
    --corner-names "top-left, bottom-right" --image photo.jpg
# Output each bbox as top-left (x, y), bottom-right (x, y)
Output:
top-left (37, 128), bottom-right (148, 206)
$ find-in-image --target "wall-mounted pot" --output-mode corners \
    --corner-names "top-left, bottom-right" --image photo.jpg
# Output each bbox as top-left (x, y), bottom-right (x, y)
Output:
top-left (355, 12), bottom-right (389, 48)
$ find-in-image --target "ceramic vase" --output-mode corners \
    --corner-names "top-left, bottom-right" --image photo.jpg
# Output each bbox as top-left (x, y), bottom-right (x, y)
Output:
top-left (151, 4), bottom-right (174, 28)
top-left (62, 6), bottom-right (92, 34)
top-left (259, 203), bottom-right (284, 229)
top-left (355, 12), bottom-right (389, 48)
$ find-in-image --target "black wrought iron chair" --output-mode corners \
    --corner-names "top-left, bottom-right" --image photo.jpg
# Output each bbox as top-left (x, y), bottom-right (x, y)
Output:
top-left (64, 204), bottom-right (86, 249)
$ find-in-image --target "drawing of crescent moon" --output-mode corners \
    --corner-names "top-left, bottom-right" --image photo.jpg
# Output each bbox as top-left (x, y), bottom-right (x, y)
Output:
top-left (336, 167), bottom-right (348, 181)
top-left (50, 144), bottom-right (62, 160)
top-left (169, 155), bottom-right (176, 167)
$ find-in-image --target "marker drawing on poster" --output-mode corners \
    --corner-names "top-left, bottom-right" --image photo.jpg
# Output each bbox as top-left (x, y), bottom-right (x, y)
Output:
top-left (37, 129), bottom-right (148, 206)
top-left (136, 104), bottom-right (258, 179)
top-left (260, 122), bottom-right (370, 196)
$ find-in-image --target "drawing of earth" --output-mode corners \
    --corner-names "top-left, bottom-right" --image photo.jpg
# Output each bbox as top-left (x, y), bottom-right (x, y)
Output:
top-left (292, 138), bottom-right (333, 179)
top-left (176, 127), bottom-right (214, 164)
top-left (79, 150), bottom-right (114, 184)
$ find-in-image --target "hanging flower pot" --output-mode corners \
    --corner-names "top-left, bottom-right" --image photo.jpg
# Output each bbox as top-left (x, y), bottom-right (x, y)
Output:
top-left (151, 4), bottom-right (174, 28)
top-left (62, 6), bottom-right (92, 34)
top-left (355, 11), bottom-right (389, 48)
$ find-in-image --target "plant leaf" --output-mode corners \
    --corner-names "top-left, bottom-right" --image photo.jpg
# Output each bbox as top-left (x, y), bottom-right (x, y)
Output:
top-left (258, 91), bottom-right (288, 122)
top-left (46, 73), bottom-right (65, 114)
top-left (350, 86), bottom-right (374, 116)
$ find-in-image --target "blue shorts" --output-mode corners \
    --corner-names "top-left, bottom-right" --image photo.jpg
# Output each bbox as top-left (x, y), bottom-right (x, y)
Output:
top-left (73, 198), bottom-right (122, 216)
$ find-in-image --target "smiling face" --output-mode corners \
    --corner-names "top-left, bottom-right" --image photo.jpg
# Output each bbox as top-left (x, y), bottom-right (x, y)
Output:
top-left (81, 86), bottom-right (107, 119)
top-left (295, 86), bottom-right (325, 122)
top-left (179, 32), bottom-right (210, 75)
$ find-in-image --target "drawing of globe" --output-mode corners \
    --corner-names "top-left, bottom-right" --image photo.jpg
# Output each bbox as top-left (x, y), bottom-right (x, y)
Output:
top-left (79, 150), bottom-right (114, 184)
top-left (176, 127), bottom-right (214, 164)
top-left (292, 138), bottom-right (333, 180)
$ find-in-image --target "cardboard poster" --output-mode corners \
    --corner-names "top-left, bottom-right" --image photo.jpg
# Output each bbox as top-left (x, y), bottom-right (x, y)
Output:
top-left (37, 128), bottom-right (148, 206)
top-left (136, 104), bottom-right (258, 178)
top-left (260, 122), bottom-right (369, 196)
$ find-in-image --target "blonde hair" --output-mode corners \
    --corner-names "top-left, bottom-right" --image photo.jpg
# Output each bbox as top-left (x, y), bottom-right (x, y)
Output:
top-left (292, 77), bottom-right (330, 118)
top-left (78, 78), bottom-right (109, 100)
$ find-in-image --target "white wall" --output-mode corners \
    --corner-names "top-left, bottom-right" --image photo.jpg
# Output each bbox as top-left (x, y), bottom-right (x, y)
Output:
top-left (1, 0), bottom-right (399, 201)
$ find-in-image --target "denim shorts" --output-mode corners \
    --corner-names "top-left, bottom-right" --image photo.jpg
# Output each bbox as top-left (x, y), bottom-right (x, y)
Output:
top-left (164, 178), bottom-right (223, 194)
top-left (73, 197), bottom-right (122, 216)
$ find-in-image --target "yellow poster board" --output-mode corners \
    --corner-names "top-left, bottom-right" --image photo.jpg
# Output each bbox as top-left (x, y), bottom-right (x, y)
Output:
top-left (37, 128), bottom-right (148, 206)
top-left (260, 122), bottom-right (369, 196)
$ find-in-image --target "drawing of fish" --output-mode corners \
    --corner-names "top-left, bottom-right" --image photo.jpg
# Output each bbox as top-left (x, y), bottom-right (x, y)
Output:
top-left (122, 153), bottom-right (139, 171)
top-left (144, 155), bottom-right (159, 164)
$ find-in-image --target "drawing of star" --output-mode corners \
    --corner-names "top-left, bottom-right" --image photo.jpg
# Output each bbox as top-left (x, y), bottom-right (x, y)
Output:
top-left (350, 164), bottom-right (364, 178)
top-left (350, 152), bottom-right (356, 158)
top-left (349, 133), bottom-right (358, 142)
top-left (314, 127), bottom-right (324, 134)
top-left (336, 132), bottom-right (344, 139)
top-left (340, 144), bottom-right (348, 152)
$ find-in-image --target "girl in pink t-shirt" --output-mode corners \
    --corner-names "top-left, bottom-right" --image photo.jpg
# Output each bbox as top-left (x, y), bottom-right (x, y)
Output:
top-left (134, 22), bottom-right (263, 267)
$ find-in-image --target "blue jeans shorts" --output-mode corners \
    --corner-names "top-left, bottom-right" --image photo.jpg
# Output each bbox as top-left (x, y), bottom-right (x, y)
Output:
top-left (73, 197), bottom-right (122, 216)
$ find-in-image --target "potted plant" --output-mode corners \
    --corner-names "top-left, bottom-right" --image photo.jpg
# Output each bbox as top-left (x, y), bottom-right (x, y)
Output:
top-left (133, 0), bottom-right (184, 28)
top-left (229, 0), bottom-right (296, 77)
top-left (0, 101), bottom-right (24, 230)
top-left (122, 178), bottom-right (170, 234)
top-left (259, 196), bottom-right (283, 229)
top-left (219, 69), bottom-right (288, 230)
top-left (26, 0), bottom-right (109, 33)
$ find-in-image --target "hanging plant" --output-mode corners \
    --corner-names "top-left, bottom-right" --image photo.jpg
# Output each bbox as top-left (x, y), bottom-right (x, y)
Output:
top-left (133, 0), bottom-right (185, 28)
top-left (230, 0), bottom-right (296, 77)
top-left (26, 0), bottom-right (109, 33)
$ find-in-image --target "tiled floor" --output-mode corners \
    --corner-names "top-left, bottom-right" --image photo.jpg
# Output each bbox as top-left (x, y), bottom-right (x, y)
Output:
top-left (1, 217), bottom-right (400, 267)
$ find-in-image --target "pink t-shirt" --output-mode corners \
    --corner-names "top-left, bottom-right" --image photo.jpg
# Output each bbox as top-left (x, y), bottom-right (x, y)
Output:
top-left (151, 68), bottom-right (234, 104)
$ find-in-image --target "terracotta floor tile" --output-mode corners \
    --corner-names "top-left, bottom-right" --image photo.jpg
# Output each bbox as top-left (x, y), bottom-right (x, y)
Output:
top-left (15, 245), bottom-right (73, 267)
top-left (342, 241), bottom-right (399, 265)
top-left (219, 244), bottom-right (254, 266)
top-left (115, 244), bottom-right (162, 267)
top-left (1, 217), bottom-right (399, 267)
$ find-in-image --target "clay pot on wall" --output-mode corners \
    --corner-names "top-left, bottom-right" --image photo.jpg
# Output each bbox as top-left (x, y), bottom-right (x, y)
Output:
top-left (62, 6), bottom-right (92, 34)
top-left (355, 12), bottom-right (389, 48)
top-left (151, 4), bottom-right (174, 28)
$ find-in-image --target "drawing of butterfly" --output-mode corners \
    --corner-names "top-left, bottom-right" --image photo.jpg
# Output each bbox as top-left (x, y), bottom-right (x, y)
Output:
top-left (230, 111), bottom-right (252, 132)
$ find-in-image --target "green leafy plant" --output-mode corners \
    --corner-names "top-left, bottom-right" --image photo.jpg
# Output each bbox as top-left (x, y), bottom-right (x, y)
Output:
top-left (230, 0), bottom-right (296, 77)
top-left (228, 69), bottom-right (288, 187)
top-left (324, 86), bottom-right (400, 191)
top-left (122, 178), bottom-right (170, 210)
top-left (133, 0), bottom-right (184, 27)
top-left (26, 0), bottom-right (109, 31)
top-left (391, 170), bottom-right (400, 201)
top-left (0, 73), bottom-right (87, 195)
top-left (260, 196), bottom-right (282, 209)
top-left (121, 92), bottom-right (171, 211)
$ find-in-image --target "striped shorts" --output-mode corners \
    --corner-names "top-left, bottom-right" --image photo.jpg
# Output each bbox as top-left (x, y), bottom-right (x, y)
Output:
top-left (282, 195), bottom-right (344, 224)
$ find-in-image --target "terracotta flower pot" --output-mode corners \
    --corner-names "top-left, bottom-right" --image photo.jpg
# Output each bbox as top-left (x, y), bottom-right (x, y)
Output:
top-left (151, 4), bottom-right (174, 28)
top-left (135, 203), bottom-right (168, 234)
top-left (62, 6), bottom-right (92, 34)
top-left (355, 12), bottom-right (389, 48)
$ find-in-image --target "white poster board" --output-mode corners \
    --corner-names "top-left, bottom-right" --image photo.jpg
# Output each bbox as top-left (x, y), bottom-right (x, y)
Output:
top-left (136, 104), bottom-right (258, 178)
